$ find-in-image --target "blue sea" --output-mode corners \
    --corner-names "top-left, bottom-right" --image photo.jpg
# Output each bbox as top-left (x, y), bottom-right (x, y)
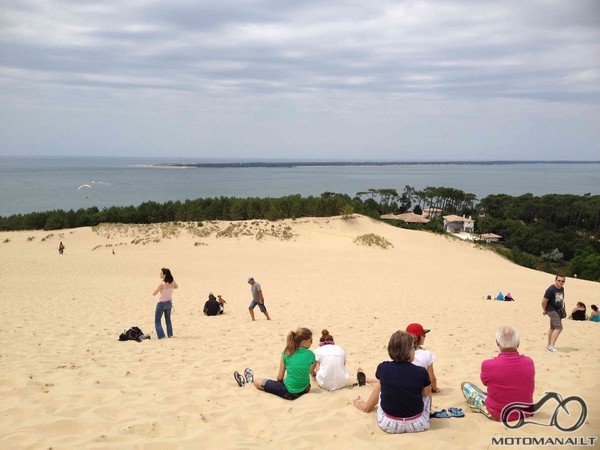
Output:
top-left (0, 156), bottom-right (599, 217)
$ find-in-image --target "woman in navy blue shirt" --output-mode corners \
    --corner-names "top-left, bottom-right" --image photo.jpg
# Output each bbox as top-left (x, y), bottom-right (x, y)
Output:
top-left (353, 331), bottom-right (431, 433)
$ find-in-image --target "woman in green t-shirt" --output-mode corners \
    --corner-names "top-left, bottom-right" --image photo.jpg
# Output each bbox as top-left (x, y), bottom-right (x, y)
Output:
top-left (250, 327), bottom-right (315, 400)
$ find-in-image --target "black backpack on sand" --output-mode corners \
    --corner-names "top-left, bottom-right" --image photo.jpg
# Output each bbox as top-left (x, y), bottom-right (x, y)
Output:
top-left (119, 326), bottom-right (150, 342)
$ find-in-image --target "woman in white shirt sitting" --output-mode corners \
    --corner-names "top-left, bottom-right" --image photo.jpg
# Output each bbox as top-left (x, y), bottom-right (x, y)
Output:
top-left (406, 323), bottom-right (439, 393)
top-left (310, 330), bottom-right (350, 391)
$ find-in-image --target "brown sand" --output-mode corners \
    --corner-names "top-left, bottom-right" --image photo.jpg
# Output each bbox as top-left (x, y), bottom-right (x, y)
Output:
top-left (1, 215), bottom-right (598, 449)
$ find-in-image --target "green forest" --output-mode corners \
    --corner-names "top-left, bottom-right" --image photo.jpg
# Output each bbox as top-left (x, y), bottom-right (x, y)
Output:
top-left (1, 187), bottom-right (599, 281)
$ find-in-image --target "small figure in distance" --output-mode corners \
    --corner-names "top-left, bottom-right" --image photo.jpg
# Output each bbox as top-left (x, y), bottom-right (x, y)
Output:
top-left (58, 241), bottom-right (65, 255)
top-left (461, 325), bottom-right (535, 421)
top-left (240, 327), bottom-right (315, 400)
top-left (217, 294), bottom-right (227, 314)
top-left (153, 268), bottom-right (178, 339)
top-left (203, 293), bottom-right (223, 316)
top-left (310, 329), bottom-right (351, 391)
top-left (247, 276), bottom-right (271, 321)
top-left (589, 304), bottom-right (600, 322)
top-left (353, 331), bottom-right (432, 433)
top-left (406, 323), bottom-right (439, 393)
top-left (568, 302), bottom-right (586, 321)
top-left (504, 292), bottom-right (514, 301)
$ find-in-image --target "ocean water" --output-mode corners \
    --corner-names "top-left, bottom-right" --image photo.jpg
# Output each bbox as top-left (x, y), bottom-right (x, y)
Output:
top-left (0, 156), bottom-right (599, 216)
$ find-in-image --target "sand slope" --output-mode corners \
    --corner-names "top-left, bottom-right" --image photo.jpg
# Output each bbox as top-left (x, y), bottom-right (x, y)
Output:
top-left (0, 215), bottom-right (598, 449)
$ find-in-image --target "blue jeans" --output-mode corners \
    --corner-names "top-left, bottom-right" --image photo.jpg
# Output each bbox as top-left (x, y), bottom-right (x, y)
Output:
top-left (249, 300), bottom-right (267, 313)
top-left (155, 301), bottom-right (173, 339)
top-left (262, 379), bottom-right (309, 400)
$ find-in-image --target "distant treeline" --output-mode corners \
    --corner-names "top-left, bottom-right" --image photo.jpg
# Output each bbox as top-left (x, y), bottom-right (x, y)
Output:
top-left (155, 160), bottom-right (598, 168)
top-left (1, 188), bottom-right (598, 281)
top-left (476, 193), bottom-right (600, 281)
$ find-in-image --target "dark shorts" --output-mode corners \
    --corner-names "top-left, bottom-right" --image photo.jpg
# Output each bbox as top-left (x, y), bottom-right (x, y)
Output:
top-left (547, 310), bottom-right (563, 330)
top-left (262, 380), bottom-right (309, 400)
top-left (249, 300), bottom-right (267, 313)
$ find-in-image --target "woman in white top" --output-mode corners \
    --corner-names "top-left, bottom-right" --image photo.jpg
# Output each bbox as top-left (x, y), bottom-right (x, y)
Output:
top-left (153, 268), bottom-right (178, 339)
top-left (310, 330), bottom-right (350, 391)
top-left (406, 323), bottom-right (439, 393)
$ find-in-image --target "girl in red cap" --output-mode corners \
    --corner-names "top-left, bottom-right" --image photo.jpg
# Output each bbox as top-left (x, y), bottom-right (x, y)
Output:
top-left (406, 323), bottom-right (439, 393)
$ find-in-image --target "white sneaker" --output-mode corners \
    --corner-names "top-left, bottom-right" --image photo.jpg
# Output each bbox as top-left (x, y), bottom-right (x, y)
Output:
top-left (546, 346), bottom-right (557, 352)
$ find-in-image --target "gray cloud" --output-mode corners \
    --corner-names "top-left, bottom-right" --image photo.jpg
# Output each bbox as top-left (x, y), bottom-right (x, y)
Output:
top-left (0, 0), bottom-right (598, 159)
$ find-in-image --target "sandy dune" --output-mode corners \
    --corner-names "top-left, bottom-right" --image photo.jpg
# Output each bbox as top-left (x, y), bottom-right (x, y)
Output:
top-left (1, 215), bottom-right (598, 449)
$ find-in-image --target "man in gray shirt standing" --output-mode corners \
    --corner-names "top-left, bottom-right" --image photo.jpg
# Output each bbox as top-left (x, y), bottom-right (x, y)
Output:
top-left (247, 276), bottom-right (271, 321)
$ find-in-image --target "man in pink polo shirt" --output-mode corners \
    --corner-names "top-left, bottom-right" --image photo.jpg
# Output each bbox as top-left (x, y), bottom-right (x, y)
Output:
top-left (461, 325), bottom-right (535, 421)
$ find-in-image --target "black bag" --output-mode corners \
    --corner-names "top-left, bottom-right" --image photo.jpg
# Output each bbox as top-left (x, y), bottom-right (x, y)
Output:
top-left (119, 326), bottom-right (149, 342)
top-left (559, 307), bottom-right (567, 319)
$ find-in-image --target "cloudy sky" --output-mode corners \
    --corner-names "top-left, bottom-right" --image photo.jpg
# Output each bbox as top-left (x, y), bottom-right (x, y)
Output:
top-left (1, 0), bottom-right (599, 160)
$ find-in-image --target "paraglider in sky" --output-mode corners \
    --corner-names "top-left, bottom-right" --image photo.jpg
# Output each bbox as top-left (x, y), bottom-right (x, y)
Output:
top-left (77, 184), bottom-right (92, 191)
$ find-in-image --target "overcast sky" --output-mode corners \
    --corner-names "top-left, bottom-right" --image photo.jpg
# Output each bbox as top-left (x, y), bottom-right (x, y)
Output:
top-left (1, 0), bottom-right (599, 160)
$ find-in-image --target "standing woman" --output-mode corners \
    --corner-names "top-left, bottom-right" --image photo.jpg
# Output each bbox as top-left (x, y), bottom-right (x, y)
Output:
top-left (153, 268), bottom-right (178, 339)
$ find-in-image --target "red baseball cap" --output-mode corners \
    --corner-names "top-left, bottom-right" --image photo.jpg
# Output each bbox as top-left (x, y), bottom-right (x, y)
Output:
top-left (406, 323), bottom-right (430, 337)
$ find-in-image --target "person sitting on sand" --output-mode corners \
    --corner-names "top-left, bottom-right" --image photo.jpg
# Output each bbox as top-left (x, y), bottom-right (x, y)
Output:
top-left (203, 293), bottom-right (222, 316)
top-left (217, 294), bottom-right (226, 313)
top-left (589, 304), bottom-right (600, 322)
top-left (152, 268), bottom-right (178, 339)
top-left (237, 327), bottom-right (315, 400)
top-left (58, 241), bottom-right (65, 255)
top-left (461, 325), bottom-right (535, 421)
top-left (310, 329), bottom-right (350, 391)
top-left (406, 323), bottom-right (439, 393)
top-left (353, 330), bottom-right (431, 434)
top-left (568, 302), bottom-right (587, 321)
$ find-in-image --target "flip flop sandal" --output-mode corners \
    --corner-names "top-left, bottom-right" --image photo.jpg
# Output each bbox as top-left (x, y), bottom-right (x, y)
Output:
top-left (233, 371), bottom-right (245, 387)
top-left (448, 407), bottom-right (465, 418)
top-left (244, 368), bottom-right (254, 384)
top-left (357, 370), bottom-right (366, 386)
top-left (430, 409), bottom-right (452, 418)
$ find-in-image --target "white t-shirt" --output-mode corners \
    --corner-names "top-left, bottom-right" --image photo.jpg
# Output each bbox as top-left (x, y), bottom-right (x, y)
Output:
top-left (313, 344), bottom-right (349, 391)
top-left (412, 348), bottom-right (435, 369)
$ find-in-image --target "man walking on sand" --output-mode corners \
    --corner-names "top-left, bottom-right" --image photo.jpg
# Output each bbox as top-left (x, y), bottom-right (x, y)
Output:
top-left (248, 276), bottom-right (271, 321)
top-left (542, 275), bottom-right (566, 352)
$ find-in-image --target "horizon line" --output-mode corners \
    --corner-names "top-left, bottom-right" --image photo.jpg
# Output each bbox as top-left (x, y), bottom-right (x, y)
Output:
top-left (0, 155), bottom-right (599, 164)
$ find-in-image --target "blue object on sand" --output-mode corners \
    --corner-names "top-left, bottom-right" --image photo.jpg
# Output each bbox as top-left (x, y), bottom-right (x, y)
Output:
top-left (430, 409), bottom-right (452, 418)
top-left (496, 292), bottom-right (504, 300)
top-left (448, 407), bottom-right (465, 417)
